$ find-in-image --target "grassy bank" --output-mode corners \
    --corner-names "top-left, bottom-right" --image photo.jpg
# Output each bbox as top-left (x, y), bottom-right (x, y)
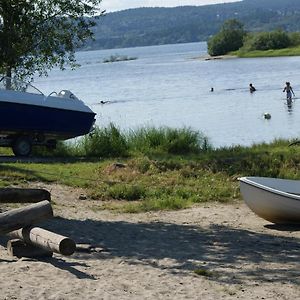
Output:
top-left (232, 45), bottom-right (300, 58)
top-left (0, 126), bottom-right (299, 212)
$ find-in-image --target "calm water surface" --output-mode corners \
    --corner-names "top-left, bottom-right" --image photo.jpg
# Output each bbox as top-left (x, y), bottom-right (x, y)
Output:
top-left (34, 42), bottom-right (300, 148)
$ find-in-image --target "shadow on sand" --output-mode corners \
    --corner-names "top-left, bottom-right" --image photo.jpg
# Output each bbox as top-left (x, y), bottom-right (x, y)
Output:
top-left (3, 216), bottom-right (294, 283)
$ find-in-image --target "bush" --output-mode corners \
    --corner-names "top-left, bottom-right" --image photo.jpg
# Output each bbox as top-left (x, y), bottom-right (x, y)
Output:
top-left (289, 32), bottom-right (300, 47)
top-left (242, 30), bottom-right (291, 51)
top-left (207, 19), bottom-right (246, 56)
top-left (207, 34), bottom-right (229, 56)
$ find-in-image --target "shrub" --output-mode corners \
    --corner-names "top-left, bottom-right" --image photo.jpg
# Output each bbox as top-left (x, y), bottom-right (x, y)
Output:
top-left (242, 30), bottom-right (291, 51)
top-left (289, 32), bottom-right (300, 47)
top-left (207, 19), bottom-right (246, 56)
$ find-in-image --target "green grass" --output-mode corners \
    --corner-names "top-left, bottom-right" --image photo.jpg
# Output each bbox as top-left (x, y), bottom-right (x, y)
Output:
top-left (232, 45), bottom-right (300, 58)
top-left (194, 268), bottom-right (215, 277)
top-left (127, 126), bottom-right (211, 155)
top-left (32, 125), bottom-right (210, 158)
top-left (1, 125), bottom-right (300, 212)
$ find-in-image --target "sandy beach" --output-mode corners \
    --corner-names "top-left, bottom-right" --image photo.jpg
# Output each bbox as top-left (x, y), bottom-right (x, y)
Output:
top-left (1, 183), bottom-right (300, 300)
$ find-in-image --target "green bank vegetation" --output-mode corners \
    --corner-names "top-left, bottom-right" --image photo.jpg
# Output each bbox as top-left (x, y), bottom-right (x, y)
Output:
top-left (208, 19), bottom-right (300, 58)
top-left (232, 45), bottom-right (300, 58)
top-left (235, 31), bottom-right (300, 58)
top-left (0, 125), bottom-right (299, 213)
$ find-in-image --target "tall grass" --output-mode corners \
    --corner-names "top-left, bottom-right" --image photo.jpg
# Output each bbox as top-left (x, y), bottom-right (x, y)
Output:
top-left (127, 126), bottom-right (211, 155)
top-left (34, 124), bottom-right (212, 158)
top-left (33, 123), bottom-right (129, 157)
top-left (81, 124), bottom-right (129, 157)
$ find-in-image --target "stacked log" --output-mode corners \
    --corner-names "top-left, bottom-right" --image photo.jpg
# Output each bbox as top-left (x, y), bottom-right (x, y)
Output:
top-left (7, 239), bottom-right (53, 258)
top-left (0, 189), bottom-right (76, 258)
top-left (0, 200), bottom-right (53, 235)
top-left (0, 188), bottom-right (51, 203)
top-left (8, 226), bottom-right (76, 256)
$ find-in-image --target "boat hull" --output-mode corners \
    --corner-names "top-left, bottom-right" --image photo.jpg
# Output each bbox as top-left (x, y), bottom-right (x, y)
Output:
top-left (0, 100), bottom-right (96, 140)
top-left (239, 177), bottom-right (300, 224)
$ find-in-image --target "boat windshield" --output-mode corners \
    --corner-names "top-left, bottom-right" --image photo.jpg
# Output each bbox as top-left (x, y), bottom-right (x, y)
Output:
top-left (0, 76), bottom-right (43, 95)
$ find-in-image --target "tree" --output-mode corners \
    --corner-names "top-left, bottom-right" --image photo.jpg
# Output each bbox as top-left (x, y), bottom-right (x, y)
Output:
top-left (243, 30), bottom-right (291, 51)
top-left (207, 19), bottom-right (246, 56)
top-left (0, 0), bottom-right (104, 80)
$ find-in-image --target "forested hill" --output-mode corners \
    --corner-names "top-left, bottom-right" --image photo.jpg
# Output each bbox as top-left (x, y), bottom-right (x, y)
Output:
top-left (86, 0), bottom-right (300, 50)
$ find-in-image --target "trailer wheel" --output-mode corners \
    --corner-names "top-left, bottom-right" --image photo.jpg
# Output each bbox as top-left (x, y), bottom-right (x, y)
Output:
top-left (12, 136), bottom-right (32, 157)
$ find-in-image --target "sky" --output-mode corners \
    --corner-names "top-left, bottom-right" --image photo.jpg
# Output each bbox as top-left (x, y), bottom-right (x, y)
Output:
top-left (100, 0), bottom-right (241, 12)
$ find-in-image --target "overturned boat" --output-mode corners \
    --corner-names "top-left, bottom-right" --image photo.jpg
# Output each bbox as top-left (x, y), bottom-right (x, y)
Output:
top-left (239, 176), bottom-right (300, 224)
top-left (0, 76), bottom-right (96, 156)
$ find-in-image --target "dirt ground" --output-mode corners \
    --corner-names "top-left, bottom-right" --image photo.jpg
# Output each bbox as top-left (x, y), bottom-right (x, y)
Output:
top-left (0, 183), bottom-right (300, 300)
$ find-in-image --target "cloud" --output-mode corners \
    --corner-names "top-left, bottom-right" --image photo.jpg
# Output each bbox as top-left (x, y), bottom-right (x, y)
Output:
top-left (101, 0), bottom-right (240, 12)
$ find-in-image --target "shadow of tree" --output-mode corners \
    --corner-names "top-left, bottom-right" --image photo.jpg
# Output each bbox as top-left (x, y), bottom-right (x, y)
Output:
top-left (47, 257), bottom-right (96, 280)
top-left (36, 216), bottom-right (300, 284)
top-left (0, 157), bottom-right (101, 183)
top-left (0, 156), bottom-right (99, 164)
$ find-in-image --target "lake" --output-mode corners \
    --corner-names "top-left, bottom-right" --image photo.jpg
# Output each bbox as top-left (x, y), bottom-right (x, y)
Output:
top-left (34, 42), bottom-right (300, 148)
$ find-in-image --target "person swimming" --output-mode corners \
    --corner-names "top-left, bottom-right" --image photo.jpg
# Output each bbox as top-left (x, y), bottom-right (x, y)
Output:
top-left (100, 100), bottom-right (110, 104)
top-left (249, 83), bottom-right (256, 93)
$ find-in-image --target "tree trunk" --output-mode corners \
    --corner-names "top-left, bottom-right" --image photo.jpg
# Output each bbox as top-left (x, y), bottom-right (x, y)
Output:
top-left (0, 200), bottom-right (53, 234)
top-left (0, 188), bottom-right (51, 203)
top-left (7, 239), bottom-right (53, 258)
top-left (8, 226), bottom-right (76, 256)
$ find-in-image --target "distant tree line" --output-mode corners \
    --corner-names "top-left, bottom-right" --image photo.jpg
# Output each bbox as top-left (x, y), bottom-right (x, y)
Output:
top-left (85, 0), bottom-right (300, 50)
top-left (207, 19), bottom-right (300, 56)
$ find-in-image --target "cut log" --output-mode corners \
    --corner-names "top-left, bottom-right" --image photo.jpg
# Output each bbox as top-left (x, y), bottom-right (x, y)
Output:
top-left (0, 188), bottom-right (51, 203)
top-left (7, 239), bottom-right (53, 258)
top-left (8, 226), bottom-right (76, 256)
top-left (0, 200), bottom-right (53, 235)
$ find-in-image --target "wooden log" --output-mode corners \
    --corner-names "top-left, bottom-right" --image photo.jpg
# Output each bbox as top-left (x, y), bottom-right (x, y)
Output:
top-left (0, 200), bottom-right (53, 235)
top-left (8, 226), bottom-right (76, 256)
top-left (7, 239), bottom-right (53, 258)
top-left (0, 188), bottom-right (51, 203)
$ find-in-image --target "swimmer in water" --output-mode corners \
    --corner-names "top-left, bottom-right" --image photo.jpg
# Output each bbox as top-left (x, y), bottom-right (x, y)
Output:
top-left (249, 83), bottom-right (256, 93)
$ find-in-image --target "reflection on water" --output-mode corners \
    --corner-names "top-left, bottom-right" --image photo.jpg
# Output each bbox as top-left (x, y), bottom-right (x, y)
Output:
top-left (34, 42), bottom-right (300, 148)
top-left (287, 99), bottom-right (293, 113)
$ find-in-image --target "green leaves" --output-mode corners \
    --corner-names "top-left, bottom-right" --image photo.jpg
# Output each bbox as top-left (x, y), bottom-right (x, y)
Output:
top-left (207, 19), bottom-right (246, 56)
top-left (0, 0), bottom-right (104, 80)
top-left (242, 30), bottom-right (291, 51)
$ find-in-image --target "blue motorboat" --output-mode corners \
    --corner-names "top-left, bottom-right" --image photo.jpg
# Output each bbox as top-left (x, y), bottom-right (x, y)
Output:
top-left (0, 77), bottom-right (96, 156)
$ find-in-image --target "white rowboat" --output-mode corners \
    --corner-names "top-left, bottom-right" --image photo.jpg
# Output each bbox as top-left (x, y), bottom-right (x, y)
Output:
top-left (239, 176), bottom-right (300, 224)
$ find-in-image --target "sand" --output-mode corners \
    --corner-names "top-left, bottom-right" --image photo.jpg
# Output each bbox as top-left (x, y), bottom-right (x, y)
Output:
top-left (1, 183), bottom-right (300, 300)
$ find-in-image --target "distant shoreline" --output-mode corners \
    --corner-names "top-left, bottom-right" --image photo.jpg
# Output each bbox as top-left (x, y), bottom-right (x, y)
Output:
top-left (192, 54), bottom-right (237, 61)
top-left (194, 47), bottom-right (300, 60)
top-left (231, 46), bottom-right (300, 58)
